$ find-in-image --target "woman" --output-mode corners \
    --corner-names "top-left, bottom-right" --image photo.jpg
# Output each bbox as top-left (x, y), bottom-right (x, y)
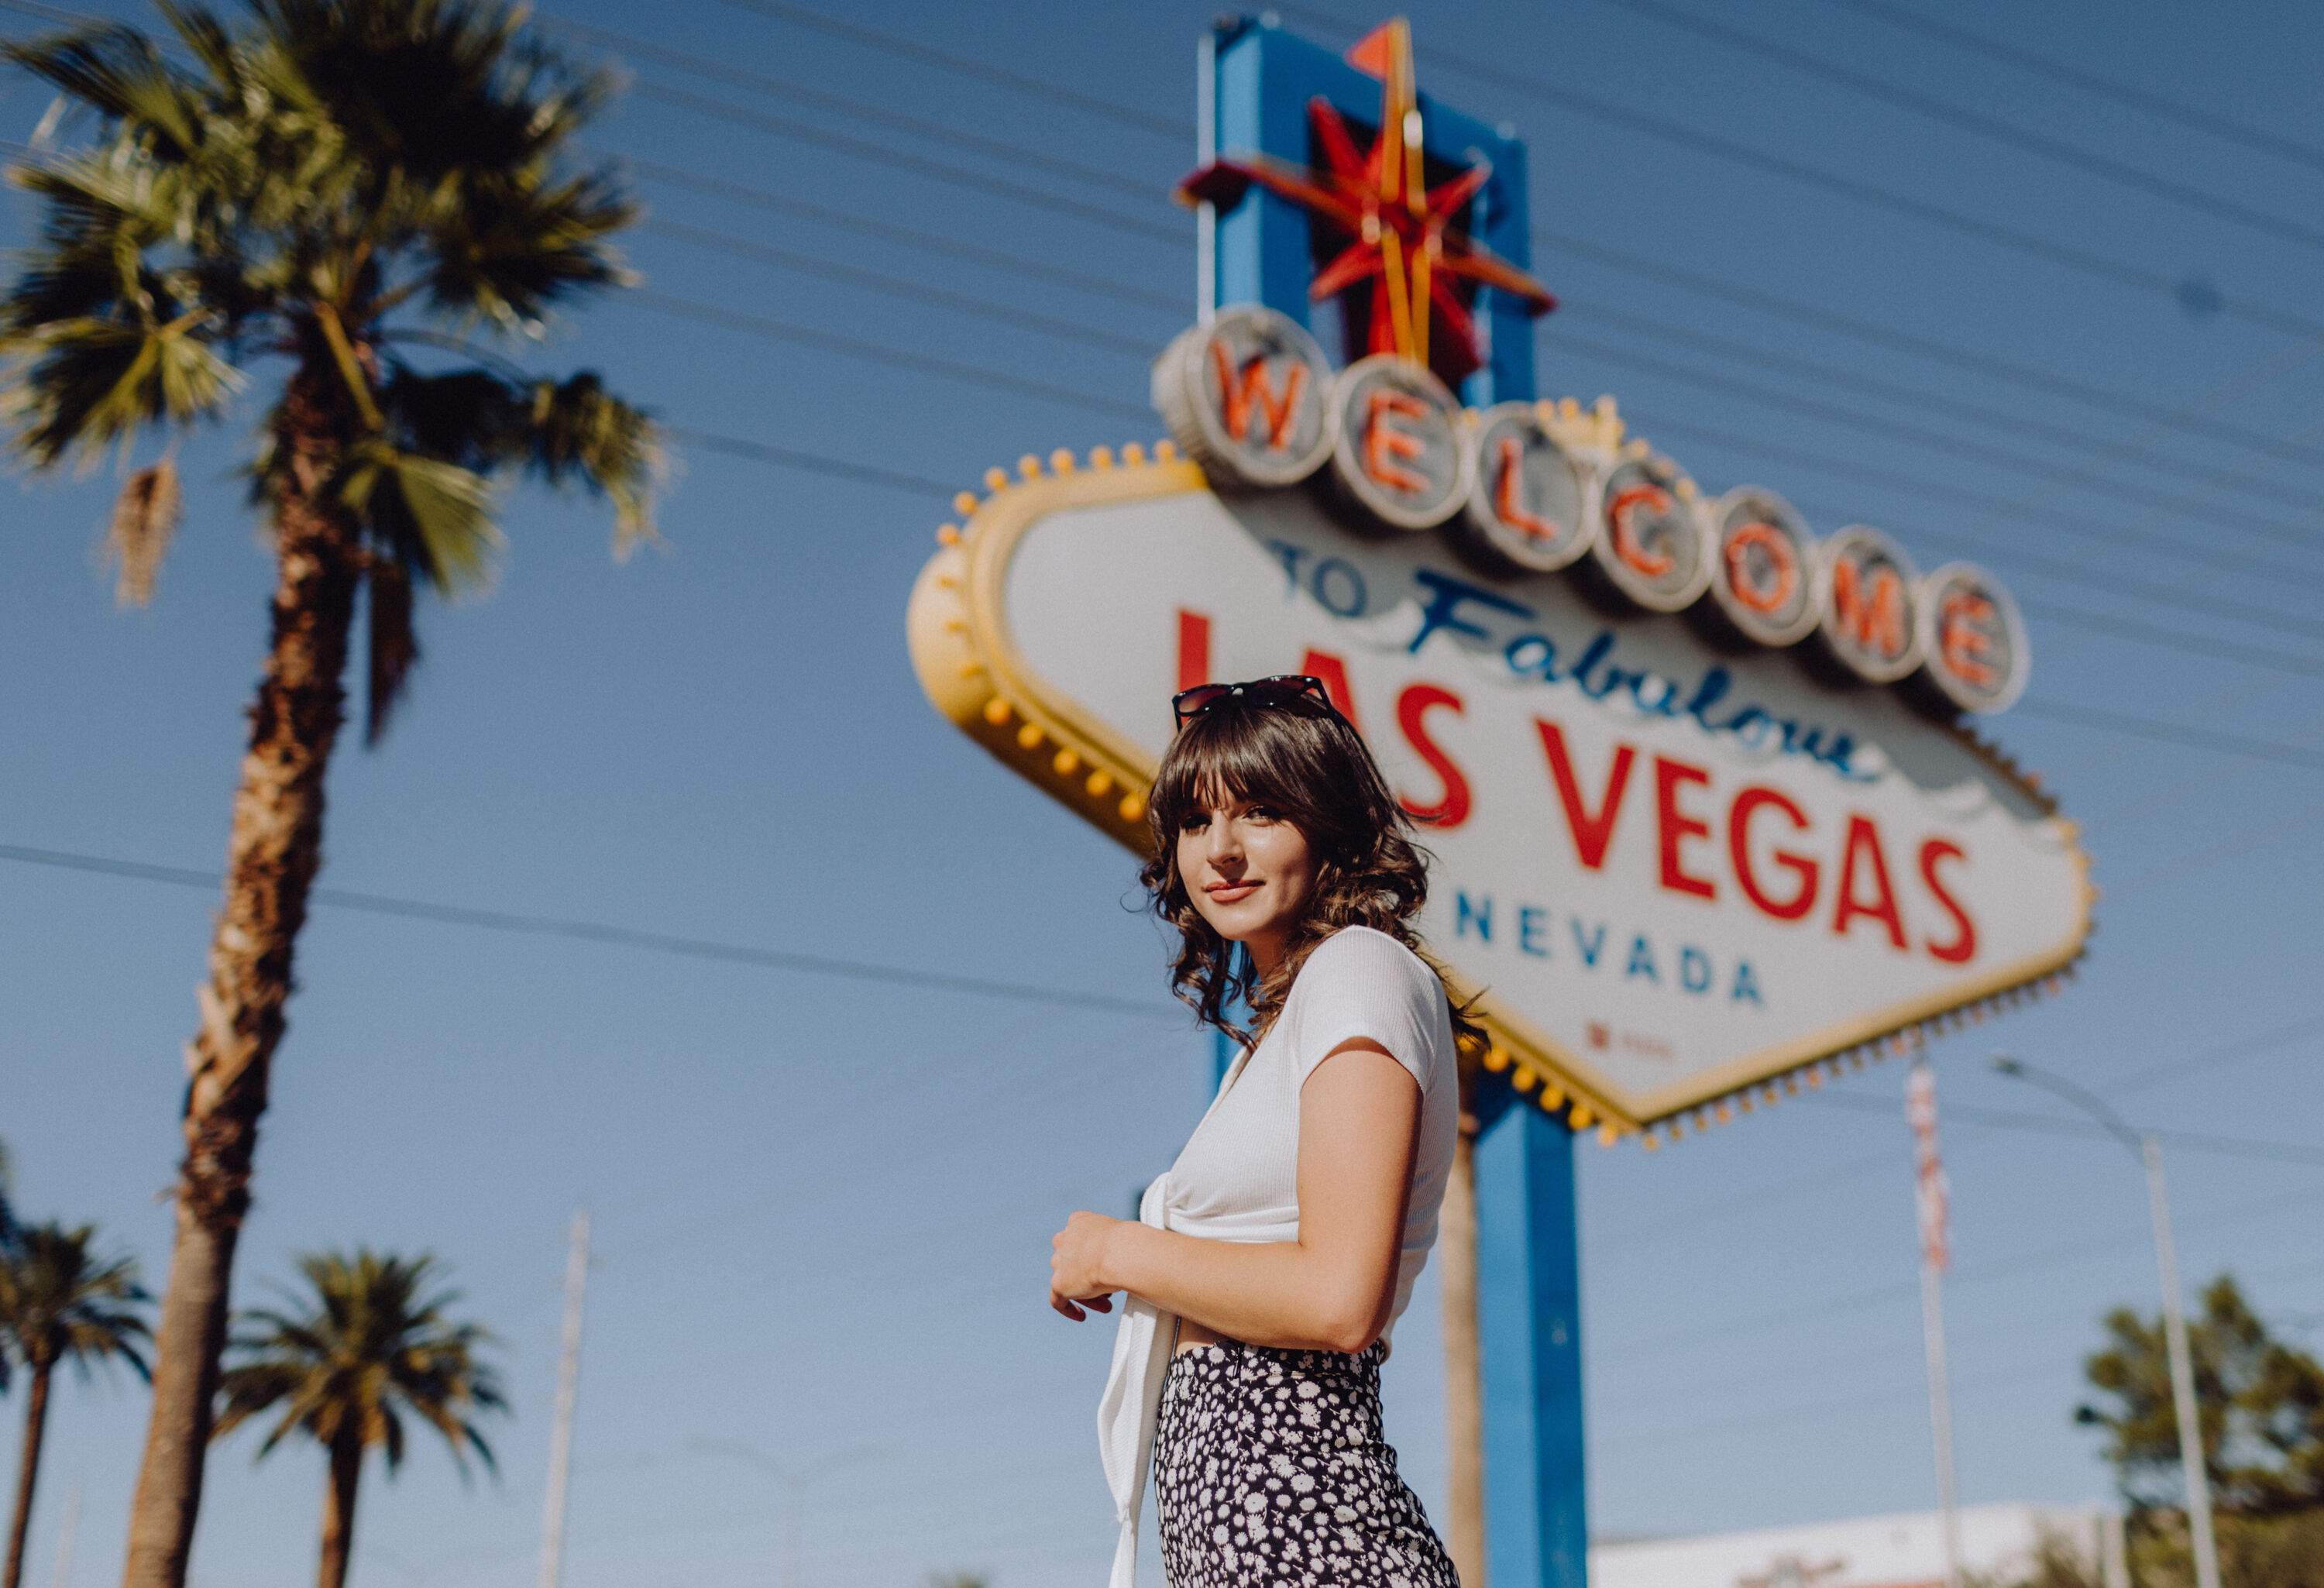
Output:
top-left (1048, 673), bottom-right (1478, 1588)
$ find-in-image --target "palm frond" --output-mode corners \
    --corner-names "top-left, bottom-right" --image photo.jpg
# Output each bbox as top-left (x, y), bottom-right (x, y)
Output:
top-left (336, 438), bottom-right (499, 594)
top-left (106, 455), bottom-right (182, 607)
top-left (521, 373), bottom-right (661, 554)
top-left (216, 1246), bottom-right (504, 1479)
top-left (421, 167), bottom-right (634, 331)
top-left (363, 553), bottom-right (417, 744)
top-left (0, 1222), bottom-right (151, 1380)
top-left (4, 311), bottom-right (239, 467)
top-left (1, 25), bottom-right (204, 157)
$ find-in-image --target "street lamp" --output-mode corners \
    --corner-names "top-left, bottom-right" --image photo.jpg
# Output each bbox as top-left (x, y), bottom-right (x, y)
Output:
top-left (688, 1438), bottom-right (881, 1588)
top-left (1989, 1053), bottom-right (2220, 1588)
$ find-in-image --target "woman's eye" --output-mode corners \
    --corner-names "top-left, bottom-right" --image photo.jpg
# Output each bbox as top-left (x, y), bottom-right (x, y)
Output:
top-left (1246, 805), bottom-right (1280, 823)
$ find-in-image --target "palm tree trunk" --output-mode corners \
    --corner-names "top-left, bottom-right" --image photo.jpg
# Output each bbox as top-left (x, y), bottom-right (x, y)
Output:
top-left (121, 361), bottom-right (361, 1588)
top-left (316, 1434), bottom-right (362, 1588)
top-left (1442, 1087), bottom-right (1486, 1588)
top-left (2, 1365), bottom-right (52, 1588)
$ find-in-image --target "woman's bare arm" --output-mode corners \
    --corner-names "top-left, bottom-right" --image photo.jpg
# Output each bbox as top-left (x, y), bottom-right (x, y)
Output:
top-left (1050, 1038), bottom-right (1421, 1353)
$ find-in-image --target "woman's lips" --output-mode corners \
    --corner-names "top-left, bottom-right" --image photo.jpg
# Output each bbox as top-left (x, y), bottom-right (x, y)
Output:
top-left (1205, 881), bottom-right (1260, 903)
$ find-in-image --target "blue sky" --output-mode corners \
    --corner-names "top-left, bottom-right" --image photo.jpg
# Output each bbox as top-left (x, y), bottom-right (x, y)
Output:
top-left (5, 1), bottom-right (2323, 1585)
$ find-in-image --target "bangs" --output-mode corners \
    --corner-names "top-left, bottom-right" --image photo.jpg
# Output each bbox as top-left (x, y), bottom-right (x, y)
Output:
top-left (1148, 703), bottom-right (1316, 831)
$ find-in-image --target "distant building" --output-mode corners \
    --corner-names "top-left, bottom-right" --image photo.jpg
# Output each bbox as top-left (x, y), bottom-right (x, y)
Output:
top-left (1591, 1503), bottom-right (2130, 1588)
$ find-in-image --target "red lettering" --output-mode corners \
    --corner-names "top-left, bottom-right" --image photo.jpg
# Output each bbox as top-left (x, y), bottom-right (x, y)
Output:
top-left (1362, 388), bottom-right (1429, 494)
top-left (1298, 648), bottom-right (1362, 733)
top-left (1608, 484), bottom-right (1676, 577)
top-left (1208, 340), bottom-right (1308, 449)
top-left (1536, 720), bottom-right (1635, 870)
top-left (1729, 785), bottom-right (1818, 921)
top-left (1920, 838), bottom-right (1978, 964)
top-left (1938, 592), bottom-right (1999, 689)
top-left (1176, 609), bottom-right (1212, 693)
top-left (1494, 435), bottom-right (1559, 542)
top-left (1832, 557), bottom-right (1907, 658)
top-left (1723, 521), bottom-right (1798, 616)
top-left (1395, 683), bottom-right (1471, 828)
top-left (1653, 758), bottom-right (1716, 899)
top-left (1833, 814), bottom-right (1908, 950)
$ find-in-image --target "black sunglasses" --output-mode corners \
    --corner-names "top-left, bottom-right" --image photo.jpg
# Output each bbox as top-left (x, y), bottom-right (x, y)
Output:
top-left (1171, 674), bottom-right (1334, 727)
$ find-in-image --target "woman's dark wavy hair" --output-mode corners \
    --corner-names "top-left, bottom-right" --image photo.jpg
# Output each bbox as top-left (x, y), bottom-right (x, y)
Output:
top-left (1140, 693), bottom-right (1483, 1054)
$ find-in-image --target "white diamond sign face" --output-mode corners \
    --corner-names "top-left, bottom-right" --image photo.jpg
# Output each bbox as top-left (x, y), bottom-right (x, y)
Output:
top-left (910, 459), bottom-right (2092, 1133)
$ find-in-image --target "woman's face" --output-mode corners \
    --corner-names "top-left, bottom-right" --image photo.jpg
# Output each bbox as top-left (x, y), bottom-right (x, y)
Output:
top-left (1175, 788), bottom-right (1318, 971)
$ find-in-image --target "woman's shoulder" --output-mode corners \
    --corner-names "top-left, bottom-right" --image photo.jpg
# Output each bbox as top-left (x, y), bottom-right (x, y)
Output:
top-left (1295, 926), bottom-right (1446, 1008)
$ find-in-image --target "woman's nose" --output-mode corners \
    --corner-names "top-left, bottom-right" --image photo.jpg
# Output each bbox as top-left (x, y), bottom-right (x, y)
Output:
top-left (1205, 818), bottom-right (1241, 864)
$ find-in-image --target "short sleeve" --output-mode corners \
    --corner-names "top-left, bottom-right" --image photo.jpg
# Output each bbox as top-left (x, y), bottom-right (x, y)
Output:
top-left (1287, 927), bottom-right (1449, 1095)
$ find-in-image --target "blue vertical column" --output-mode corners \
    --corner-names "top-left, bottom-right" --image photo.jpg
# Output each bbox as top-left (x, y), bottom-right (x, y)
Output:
top-left (1202, 23), bottom-right (1587, 1585)
top-left (1474, 1091), bottom-right (1587, 1588)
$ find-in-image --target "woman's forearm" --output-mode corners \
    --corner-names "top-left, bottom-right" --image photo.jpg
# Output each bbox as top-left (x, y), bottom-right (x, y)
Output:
top-left (1102, 1221), bottom-right (1389, 1354)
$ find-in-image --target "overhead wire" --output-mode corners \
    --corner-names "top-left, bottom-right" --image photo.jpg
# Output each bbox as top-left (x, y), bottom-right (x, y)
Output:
top-left (0, 843), bottom-right (1181, 1022)
top-left (1600, 0), bottom-right (2324, 256)
top-left (564, 8), bottom-right (2324, 508)
top-left (1796, 0), bottom-right (2324, 177)
top-left (1270, 0), bottom-right (2324, 345)
top-left (1559, 299), bottom-right (2324, 522)
top-left (624, 77), bottom-right (1184, 246)
top-left (710, 0), bottom-right (1186, 144)
top-left (1533, 225), bottom-right (2324, 473)
top-left (545, 15), bottom-right (1165, 205)
top-left (1547, 324), bottom-right (2324, 567)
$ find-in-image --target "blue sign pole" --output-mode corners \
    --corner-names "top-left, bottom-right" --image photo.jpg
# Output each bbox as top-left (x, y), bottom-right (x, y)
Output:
top-left (1199, 19), bottom-right (1587, 1585)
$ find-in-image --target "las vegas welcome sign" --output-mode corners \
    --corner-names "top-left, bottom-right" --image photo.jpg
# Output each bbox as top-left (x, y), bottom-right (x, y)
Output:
top-left (909, 307), bottom-right (2092, 1142)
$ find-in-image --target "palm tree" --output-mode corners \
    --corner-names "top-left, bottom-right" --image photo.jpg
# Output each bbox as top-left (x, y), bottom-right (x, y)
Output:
top-left (215, 1250), bottom-right (503, 1588)
top-left (0, 1223), bottom-right (153, 1588)
top-left (0, 9), bottom-right (656, 1583)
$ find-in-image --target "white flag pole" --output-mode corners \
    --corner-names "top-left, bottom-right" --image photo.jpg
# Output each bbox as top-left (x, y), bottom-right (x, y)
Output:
top-left (1907, 1057), bottom-right (1964, 1588)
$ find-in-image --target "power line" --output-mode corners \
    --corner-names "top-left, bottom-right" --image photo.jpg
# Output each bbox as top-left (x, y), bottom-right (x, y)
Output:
top-left (1535, 226), bottom-right (2324, 474)
top-left (1600, 0), bottom-right (2324, 256)
top-left (0, 843), bottom-right (1181, 1022)
top-left (661, 425), bottom-right (956, 497)
top-left (2013, 699), bottom-right (2324, 775)
top-left (566, 0), bottom-right (2324, 497)
top-left (1275, 0), bottom-right (2324, 345)
top-left (626, 185), bottom-right (2324, 578)
top-left (636, 218), bottom-right (1157, 357)
top-left (1803, 1091), bottom-right (2324, 1168)
top-left (548, 16), bottom-right (1163, 205)
top-left (710, 0), bottom-right (1185, 143)
top-left (1798, 0), bottom-right (2324, 178)
top-left (624, 156), bottom-right (1187, 317)
top-left (1549, 324), bottom-right (2324, 569)
top-left (1561, 300), bottom-right (2324, 524)
top-left (559, 2), bottom-right (2324, 499)
top-left (1625, 407), bottom-right (2324, 643)
top-left (626, 78), bottom-right (1185, 247)
top-left (625, 288), bottom-right (1151, 423)
top-left (2007, 599), bottom-right (2322, 680)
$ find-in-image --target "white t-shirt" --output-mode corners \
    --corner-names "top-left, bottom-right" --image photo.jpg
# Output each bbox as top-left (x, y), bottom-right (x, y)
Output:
top-left (1097, 925), bottom-right (1461, 1588)
top-left (1165, 923), bottom-right (1460, 1342)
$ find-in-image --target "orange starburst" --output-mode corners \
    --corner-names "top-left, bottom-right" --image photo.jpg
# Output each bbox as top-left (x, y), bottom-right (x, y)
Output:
top-left (1177, 18), bottom-right (1555, 385)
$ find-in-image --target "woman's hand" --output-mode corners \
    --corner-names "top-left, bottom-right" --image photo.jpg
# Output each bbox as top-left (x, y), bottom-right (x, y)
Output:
top-left (1049, 1209), bottom-right (1122, 1322)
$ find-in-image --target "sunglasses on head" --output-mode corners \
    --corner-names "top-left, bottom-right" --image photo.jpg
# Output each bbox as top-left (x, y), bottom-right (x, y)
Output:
top-left (1171, 674), bottom-right (1335, 728)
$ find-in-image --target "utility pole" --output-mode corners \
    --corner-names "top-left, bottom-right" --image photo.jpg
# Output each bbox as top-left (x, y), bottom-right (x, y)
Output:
top-left (2142, 1137), bottom-right (2221, 1588)
top-left (537, 1207), bottom-right (590, 1588)
top-left (1441, 1098), bottom-right (1486, 1588)
top-left (1906, 1059), bottom-right (1962, 1588)
top-left (1991, 1055), bottom-right (2220, 1588)
top-left (47, 1483), bottom-right (77, 1588)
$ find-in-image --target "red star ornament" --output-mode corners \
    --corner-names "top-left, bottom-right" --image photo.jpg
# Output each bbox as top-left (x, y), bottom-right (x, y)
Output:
top-left (1177, 18), bottom-right (1556, 387)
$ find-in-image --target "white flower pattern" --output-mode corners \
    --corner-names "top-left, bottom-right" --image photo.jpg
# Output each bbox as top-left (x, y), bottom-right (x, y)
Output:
top-left (1153, 1340), bottom-right (1460, 1587)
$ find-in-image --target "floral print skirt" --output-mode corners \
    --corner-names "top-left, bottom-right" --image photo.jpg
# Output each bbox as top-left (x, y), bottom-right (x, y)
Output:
top-left (1153, 1339), bottom-right (1460, 1588)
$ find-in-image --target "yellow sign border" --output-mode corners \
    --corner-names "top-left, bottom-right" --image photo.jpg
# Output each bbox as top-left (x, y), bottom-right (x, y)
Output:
top-left (907, 447), bottom-right (2095, 1144)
